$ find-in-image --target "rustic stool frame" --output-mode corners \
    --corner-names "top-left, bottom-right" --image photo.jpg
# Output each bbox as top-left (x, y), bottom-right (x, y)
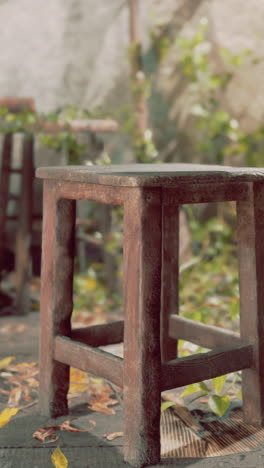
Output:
top-left (37, 165), bottom-right (264, 468)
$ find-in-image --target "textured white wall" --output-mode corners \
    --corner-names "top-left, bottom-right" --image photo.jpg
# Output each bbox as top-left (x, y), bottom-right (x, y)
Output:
top-left (0, 0), bottom-right (263, 125)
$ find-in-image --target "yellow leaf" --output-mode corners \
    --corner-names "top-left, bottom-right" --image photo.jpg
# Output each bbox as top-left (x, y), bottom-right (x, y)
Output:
top-left (69, 368), bottom-right (89, 394)
top-left (0, 407), bottom-right (20, 428)
top-left (0, 356), bottom-right (16, 371)
top-left (51, 446), bottom-right (68, 468)
top-left (85, 278), bottom-right (97, 291)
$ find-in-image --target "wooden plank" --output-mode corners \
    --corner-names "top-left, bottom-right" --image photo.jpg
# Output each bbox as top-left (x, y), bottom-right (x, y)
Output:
top-left (14, 134), bottom-right (34, 314)
top-left (169, 315), bottom-right (243, 349)
top-left (163, 182), bottom-right (250, 204)
top-left (161, 343), bottom-right (253, 391)
top-left (38, 118), bottom-right (119, 133)
top-left (54, 335), bottom-right (123, 387)
top-left (56, 180), bottom-right (128, 205)
top-left (123, 187), bottom-right (162, 467)
top-left (36, 163), bottom-right (264, 188)
top-left (0, 97), bottom-right (36, 112)
top-left (161, 196), bottom-right (179, 361)
top-left (71, 321), bottom-right (124, 347)
top-left (237, 181), bottom-right (264, 426)
top-left (39, 180), bottom-right (76, 417)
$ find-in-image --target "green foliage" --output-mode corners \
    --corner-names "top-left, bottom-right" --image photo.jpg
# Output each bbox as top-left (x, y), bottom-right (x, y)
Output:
top-left (174, 18), bottom-right (264, 166)
top-left (73, 266), bottom-right (121, 315)
top-left (180, 208), bottom-right (239, 327)
top-left (0, 105), bottom-right (37, 134)
top-left (181, 374), bottom-right (238, 418)
top-left (161, 401), bottom-right (177, 413)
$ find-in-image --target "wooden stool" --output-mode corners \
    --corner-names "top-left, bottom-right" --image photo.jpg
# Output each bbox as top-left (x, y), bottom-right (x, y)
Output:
top-left (0, 97), bottom-right (36, 314)
top-left (36, 163), bottom-right (264, 467)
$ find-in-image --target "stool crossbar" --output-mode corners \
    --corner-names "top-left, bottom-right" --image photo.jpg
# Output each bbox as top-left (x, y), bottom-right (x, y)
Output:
top-left (36, 164), bottom-right (264, 467)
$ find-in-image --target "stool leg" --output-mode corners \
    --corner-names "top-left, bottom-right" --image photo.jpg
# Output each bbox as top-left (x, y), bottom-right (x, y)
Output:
top-left (237, 181), bottom-right (264, 426)
top-left (15, 135), bottom-right (34, 314)
top-left (161, 199), bottom-right (179, 362)
top-left (123, 188), bottom-right (162, 467)
top-left (39, 180), bottom-right (76, 417)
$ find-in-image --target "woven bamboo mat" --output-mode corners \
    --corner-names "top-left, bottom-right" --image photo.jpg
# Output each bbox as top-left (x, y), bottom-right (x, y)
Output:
top-left (161, 406), bottom-right (264, 458)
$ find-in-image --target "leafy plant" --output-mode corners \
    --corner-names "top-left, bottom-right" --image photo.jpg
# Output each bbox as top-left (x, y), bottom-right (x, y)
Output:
top-left (181, 373), bottom-right (240, 417)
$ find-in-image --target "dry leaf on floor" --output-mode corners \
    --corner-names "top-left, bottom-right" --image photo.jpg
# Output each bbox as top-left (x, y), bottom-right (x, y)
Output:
top-left (69, 368), bottom-right (89, 395)
top-left (33, 418), bottom-right (96, 443)
top-left (0, 356), bottom-right (16, 370)
top-left (51, 446), bottom-right (68, 468)
top-left (104, 431), bottom-right (124, 441)
top-left (89, 402), bottom-right (116, 415)
top-left (7, 387), bottom-right (22, 406)
top-left (0, 407), bottom-right (20, 428)
top-left (33, 426), bottom-right (59, 443)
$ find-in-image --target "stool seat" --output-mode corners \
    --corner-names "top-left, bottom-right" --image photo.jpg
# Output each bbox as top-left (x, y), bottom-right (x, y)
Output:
top-left (36, 163), bottom-right (264, 187)
top-left (37, 163), bottom-right (264, 467)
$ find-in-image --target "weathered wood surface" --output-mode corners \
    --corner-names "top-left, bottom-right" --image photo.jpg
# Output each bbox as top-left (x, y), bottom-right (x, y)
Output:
top-left (169, 315), bottom-right (243, 349)
top-left (36, 163), bottom-right (264, 188)
top-left (52, 179), bottom-right (128, 205)
top-left (71, 320), bottom-right (124, 347)
top-left (39, 180), bottom-right (76, 417)
top-left (163, 183), bottom-right (250, 204)
top-left (237, 181), bottom-right (264, 426)
top-left (161, 198), bottom-right (179, 362)
top-left (54, 336), bottom-right (123, 387)
top-left (123, 187), bottom-right (162, 467)
top-left (161, 344), bottom-right (254, 391)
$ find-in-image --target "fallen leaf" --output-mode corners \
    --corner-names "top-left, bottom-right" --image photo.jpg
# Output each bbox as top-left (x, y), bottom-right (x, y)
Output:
top-left (0, 356), bottom-right (16, 370)
top-left (69, 368), bottom-right (89, 395)
top-left (104, 431), bottom-right (124, 441)
top-left (8, 387), bottom-right (22, 406)
top-left (0, 407), bottom-right (20, 428)
top-left (51, 446), bottom-right (68, 468)
top-left (60, 418), bottom-right (96, 433)
top-left (33, 418), bottom-right (96, 443)
top-left (89, 402), bottom-right (116, 415)
top-left (33, 426), bottom-right (59, 443)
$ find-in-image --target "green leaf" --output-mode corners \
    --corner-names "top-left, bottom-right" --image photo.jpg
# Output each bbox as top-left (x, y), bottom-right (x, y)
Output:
top-left (199, 381), bottom-right (210, 392)
top-left (161, 401), bottom-right (176, 413)
top-left (181, 383), bottom-right (205, 397)
top-left (208, 395), bottom-right (230, 417)
top-left (212, 375), bottom-right (227, 395)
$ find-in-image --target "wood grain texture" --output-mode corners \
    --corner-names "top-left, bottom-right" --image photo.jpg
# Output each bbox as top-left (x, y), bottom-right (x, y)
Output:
top-left (39, 180), bottom-right (76, 417)
top-left (36, 163), bottom-right (264, 188)
top-left (161, 194), bottom-right (179, 362)
top-left (71, 320), bottom-right (124, 347)
top-left (169, 315), bottom-right (243, 349)
top-left (237, 181), bottom-right (264, 426)
top-left (161, 344), bottom-right (253, 391)
top-left (123, 187), bottom-right (162, 467)
top-left (53, 180), bottom-right (127, 205)
top-left (163, 182), bottom-right (250, 204)
top-left (54, 336), bottom-right (123, 387)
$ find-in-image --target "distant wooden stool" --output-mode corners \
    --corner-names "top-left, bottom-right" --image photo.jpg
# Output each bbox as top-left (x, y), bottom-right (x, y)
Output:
top-left (0, 97), bottom-right (36, 314)
top-left (36, 164), bottom-right (264, 467)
